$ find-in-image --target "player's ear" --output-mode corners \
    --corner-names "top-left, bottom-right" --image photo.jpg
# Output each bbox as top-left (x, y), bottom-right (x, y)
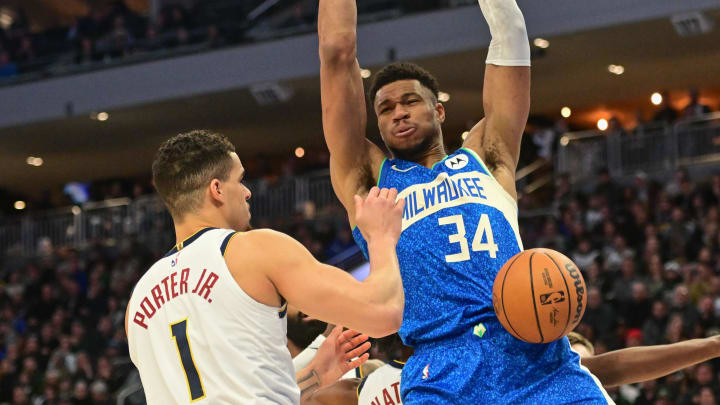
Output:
top-left (435, 102), bottom-right (446, 124)
top-left (208, 178), bottom-right (224, 203)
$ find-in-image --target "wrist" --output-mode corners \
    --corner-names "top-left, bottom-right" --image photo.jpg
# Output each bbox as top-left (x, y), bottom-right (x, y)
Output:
top-left (709, 336), bottom-right (720, 356)
top-left (367, 236), bottom-right (397, 249)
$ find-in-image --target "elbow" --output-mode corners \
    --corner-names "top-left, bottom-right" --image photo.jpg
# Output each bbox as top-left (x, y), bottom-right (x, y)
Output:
top-left (367, 305), bottom-right (403, 338)
top-left (319, 32), bottom-right (357, 65)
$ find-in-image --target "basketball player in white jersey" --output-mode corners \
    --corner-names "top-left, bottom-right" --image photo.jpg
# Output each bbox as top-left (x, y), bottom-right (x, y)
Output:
top-left (126, 130), bottom-right (406, 404)
top-left (303, 333), bottom-right (720, 405)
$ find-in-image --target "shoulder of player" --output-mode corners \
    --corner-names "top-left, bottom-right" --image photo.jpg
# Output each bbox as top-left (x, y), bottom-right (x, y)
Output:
top-left (224, 229), bottom-right (310, 269)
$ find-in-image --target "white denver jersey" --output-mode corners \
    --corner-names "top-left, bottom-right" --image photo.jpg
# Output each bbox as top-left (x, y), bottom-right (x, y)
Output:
top-left (128, 228), bottom-right (298, 404)
top-left (358, 360), bottom-right (404, 405)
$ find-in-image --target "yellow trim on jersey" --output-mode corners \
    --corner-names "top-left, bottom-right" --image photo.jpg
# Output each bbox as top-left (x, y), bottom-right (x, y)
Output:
top-left (356, 381), bottom-right (361, 399)
top-left (222, 232), bottom-right (241, 258)
top-left (170, 318), bottom-right (207, 402)
top-left (278, 301), bottom-right (288, 313)
top-left (175, 228), bottom-right (206, 251)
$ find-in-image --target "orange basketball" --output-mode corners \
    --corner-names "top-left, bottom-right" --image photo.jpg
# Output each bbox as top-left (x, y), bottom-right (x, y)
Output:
top-left (492, 248), bottom-right (587, 344)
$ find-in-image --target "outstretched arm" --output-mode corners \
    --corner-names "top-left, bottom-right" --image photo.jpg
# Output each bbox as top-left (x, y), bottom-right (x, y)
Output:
top-left (227, 188), bottom-right (405, 337)
top-left (319, 0), bottom-right (385, 225)
top-left (463, 0), bottom-right (531, 200)
top-left (582, 337), bottom-right (720, 387)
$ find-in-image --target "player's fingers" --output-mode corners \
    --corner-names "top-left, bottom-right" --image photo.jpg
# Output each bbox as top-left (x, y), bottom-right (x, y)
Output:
top-left (344, 341), bottom-right (371, 360)
top-left (328, 325), bottom-right (343, 344)
top-left (394, 196), bottom-right (406, 214)
top-left (388, 188), bottom-right (399, 202)
top-left (367, 186), bottom-right (380, 200)
top-left (340, 329), bottom-right (363, 341)
top-left (345, 353), bottom-right (370, 371)
top-left (379, 187), bottom-right (390, 200)
top-left (340, 333), bottom-right (368, 352)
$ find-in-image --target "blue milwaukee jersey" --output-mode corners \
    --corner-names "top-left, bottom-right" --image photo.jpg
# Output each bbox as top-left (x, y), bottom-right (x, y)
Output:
top-left (353, 148), bottom-right (523, 346)
top-left (353, 148), bottom-right (612, 404)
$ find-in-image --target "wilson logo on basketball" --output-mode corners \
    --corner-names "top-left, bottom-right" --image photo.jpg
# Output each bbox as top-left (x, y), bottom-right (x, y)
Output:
top-left (565, 263), bottom-right (585, 324)
top-left (539, 291), bottom-right (565, 305)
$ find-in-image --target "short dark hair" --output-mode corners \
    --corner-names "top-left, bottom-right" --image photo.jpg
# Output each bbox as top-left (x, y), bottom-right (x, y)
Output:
top-left (567, 332), bottom-right (595, 355)
top-left (152, 130), bottom-right (236, 219)
top-left (368, 62), bottom-right (440, 107)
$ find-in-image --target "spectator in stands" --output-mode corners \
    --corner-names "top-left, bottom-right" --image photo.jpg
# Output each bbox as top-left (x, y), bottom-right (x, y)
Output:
top-left (682, 88), bottom-right (712, 120)
top-left (662, 207), bottom-right (695, 260)
top-left (611, 257), bottom-right (643, 304)
top-left (669, 285), bottom-right (700, 337)
top-left (582, 287), bottom-right (617, 344)
top-left (652, 91), bottom-right (678, 124)
top-left (0, 50), bottom-right (17, 77)
top-left (104, 16), bottom-right (134, 58)
top-left (572, 236), bottom-right (599, 270)
top-left (13, 36), bottom-right (35, 63)
top-left (642, 300), bottom-right (669, 345)
top-left (535, 219), bottom-right (566, 252)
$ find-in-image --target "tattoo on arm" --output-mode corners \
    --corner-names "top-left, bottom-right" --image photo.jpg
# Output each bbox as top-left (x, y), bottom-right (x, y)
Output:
top-left (298, 369), bottom-right (321, 397)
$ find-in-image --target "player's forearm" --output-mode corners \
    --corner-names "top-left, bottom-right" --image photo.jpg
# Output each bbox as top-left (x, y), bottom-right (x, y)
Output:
top-left (584, 337), bottom-right (720, 387)
top-left (477, 0), bottom-right (530, 67)
top-left (318, 0), bottom-right (357, 61)
top-left (362, 238), bottom-right (404, 335)
top-left (297, 366), bottom-right (323, 401)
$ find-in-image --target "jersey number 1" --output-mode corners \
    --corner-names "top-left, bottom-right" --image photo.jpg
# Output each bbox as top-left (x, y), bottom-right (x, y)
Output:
top-left (171, 319), bottom-right (206, 401)
top-left (438, 214), bottom-right (499, 263)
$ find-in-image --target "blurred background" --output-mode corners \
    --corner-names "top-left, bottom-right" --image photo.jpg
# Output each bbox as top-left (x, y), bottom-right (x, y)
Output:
top-left (0, 0), bottom-right (719, 404)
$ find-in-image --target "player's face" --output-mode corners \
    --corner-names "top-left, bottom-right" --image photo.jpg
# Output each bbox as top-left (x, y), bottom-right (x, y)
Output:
top-left (374, 80), bottom-right (445, 160)
top-left (224, 153), bottom-right (252, 231)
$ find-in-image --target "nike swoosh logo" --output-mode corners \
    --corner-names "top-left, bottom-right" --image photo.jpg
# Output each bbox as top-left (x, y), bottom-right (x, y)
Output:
top-left (391, 165), bottom-right (417, 173)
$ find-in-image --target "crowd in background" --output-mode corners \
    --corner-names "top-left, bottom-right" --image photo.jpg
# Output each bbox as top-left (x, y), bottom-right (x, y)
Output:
top-left (0, 0), bottom-right (457, 79)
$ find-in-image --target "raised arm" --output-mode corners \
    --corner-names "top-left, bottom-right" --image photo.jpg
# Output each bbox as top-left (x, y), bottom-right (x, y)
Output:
top-left (582, 337), bottom-right (720, 387)
top-left (463, 0), bottom-right (531, 200)
top-left (318, 0), bottom-right (385, 224)
top-left (227, 188), bottom-right (404, 338)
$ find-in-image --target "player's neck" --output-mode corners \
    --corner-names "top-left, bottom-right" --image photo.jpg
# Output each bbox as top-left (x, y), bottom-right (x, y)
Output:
top-left (394, 141), bottom-right (447, 168)
top-left (173, 212), bottom-right (230, 246)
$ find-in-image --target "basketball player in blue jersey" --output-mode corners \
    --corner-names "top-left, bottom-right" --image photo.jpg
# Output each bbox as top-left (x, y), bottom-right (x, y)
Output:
top-left (318, 0), bottom-right (611, 403)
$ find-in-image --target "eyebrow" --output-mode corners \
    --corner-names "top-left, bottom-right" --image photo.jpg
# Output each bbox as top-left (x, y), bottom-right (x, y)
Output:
top-left (376, 92), bottom-right (422, 108)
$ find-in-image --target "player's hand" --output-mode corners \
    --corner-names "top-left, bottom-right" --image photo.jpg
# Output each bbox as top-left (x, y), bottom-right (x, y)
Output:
top-left (310, 325), bottom-right (370, 388)
top-left (354, 187), bottom-right (405, 244)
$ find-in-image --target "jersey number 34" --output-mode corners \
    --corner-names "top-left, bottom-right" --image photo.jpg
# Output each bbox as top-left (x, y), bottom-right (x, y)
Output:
top-left (438, 214), bottom-right (498, 263)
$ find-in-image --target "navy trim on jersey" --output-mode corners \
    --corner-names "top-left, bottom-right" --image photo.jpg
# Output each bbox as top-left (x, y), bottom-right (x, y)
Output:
top-left (389, 359), bottom-right (405, 369)
top-left (357, 376), bottom-right (369, 399)
top-left (278, 297), bottom-right (288, 318)
top-left (164, 227), bottom-right (217, 258)
top-left (220, 232), bottom-right (239, 256)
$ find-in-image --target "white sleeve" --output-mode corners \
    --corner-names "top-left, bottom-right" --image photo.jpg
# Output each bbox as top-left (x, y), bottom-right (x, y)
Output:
top-left (292, 334), bottom-right (326, 372)
top-left (478, 0), bottom-right (531, 66)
